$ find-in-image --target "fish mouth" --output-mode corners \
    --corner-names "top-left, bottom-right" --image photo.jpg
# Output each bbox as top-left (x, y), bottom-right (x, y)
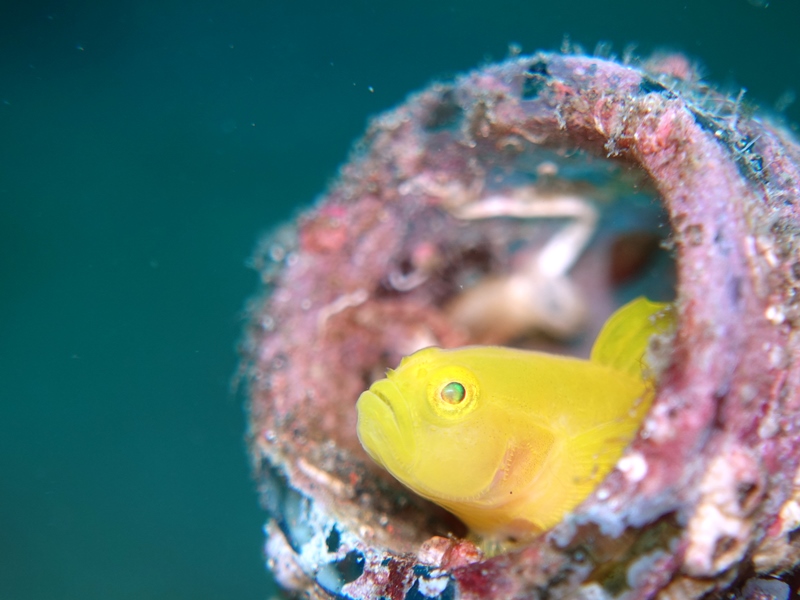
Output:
top-left (356, 378), bottom-right (411, 467)
top-left (369, 385), bottom-right (394, 410)
top-left (357, 379), bottom-right (400, 429)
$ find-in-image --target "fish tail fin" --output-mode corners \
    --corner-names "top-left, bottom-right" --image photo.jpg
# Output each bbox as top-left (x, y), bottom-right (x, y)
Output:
top-left (590, 297), bottom-right (675, 379)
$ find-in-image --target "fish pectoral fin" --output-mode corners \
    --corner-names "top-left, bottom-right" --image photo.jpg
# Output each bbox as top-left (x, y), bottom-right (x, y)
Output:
top-left (560, 417), bottom-right (645, 500)
top-left (590, 297), bottom-right (675, 379)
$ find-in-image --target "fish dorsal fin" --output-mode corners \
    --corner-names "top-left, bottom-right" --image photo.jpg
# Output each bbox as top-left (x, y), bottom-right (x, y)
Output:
top-left (590, 297), bottom-right (675, 379)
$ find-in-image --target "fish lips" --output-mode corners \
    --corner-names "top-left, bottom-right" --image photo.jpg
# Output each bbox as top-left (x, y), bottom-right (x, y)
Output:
top-left (356, 379), bottom-right (415, 470)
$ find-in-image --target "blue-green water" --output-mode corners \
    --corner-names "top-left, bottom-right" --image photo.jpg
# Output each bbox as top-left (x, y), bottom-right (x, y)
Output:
top-left (0, 1), bottom-right (797, 598)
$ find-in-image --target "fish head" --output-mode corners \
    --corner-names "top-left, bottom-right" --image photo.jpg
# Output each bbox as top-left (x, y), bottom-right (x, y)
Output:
top-left (356, 346), bottom-right (512, 504)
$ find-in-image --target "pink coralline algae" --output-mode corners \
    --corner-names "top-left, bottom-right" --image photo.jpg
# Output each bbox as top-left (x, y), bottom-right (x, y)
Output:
top-left (241, 50), bottom-right (800, 599)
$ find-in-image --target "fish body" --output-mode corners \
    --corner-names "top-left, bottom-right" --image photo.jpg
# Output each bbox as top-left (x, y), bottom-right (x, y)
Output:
top-left (356, 297), bottom-right (673, 540)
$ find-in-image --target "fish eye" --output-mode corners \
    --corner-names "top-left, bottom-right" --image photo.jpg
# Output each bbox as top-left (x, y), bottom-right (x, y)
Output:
top-left (427, 365), bottom-right (478, 418)
top-left (440, 381), bottom-right (466, 404)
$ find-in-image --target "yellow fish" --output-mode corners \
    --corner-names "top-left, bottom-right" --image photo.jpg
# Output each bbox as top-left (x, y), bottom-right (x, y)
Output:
top-left (356, 297), bottom-right (674, 541)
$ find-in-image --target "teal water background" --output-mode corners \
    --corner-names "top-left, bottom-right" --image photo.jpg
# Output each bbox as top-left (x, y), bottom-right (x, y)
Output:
top-left (1, 1), bottom-right (798, 598)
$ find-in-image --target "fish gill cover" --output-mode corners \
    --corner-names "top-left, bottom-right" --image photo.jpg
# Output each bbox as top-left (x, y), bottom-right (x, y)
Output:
top-left (240, 50), bottom-right (800, 599)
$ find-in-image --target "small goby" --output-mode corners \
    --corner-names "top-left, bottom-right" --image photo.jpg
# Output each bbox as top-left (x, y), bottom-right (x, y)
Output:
top-left (356, 297), bottom-right (674, 541)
